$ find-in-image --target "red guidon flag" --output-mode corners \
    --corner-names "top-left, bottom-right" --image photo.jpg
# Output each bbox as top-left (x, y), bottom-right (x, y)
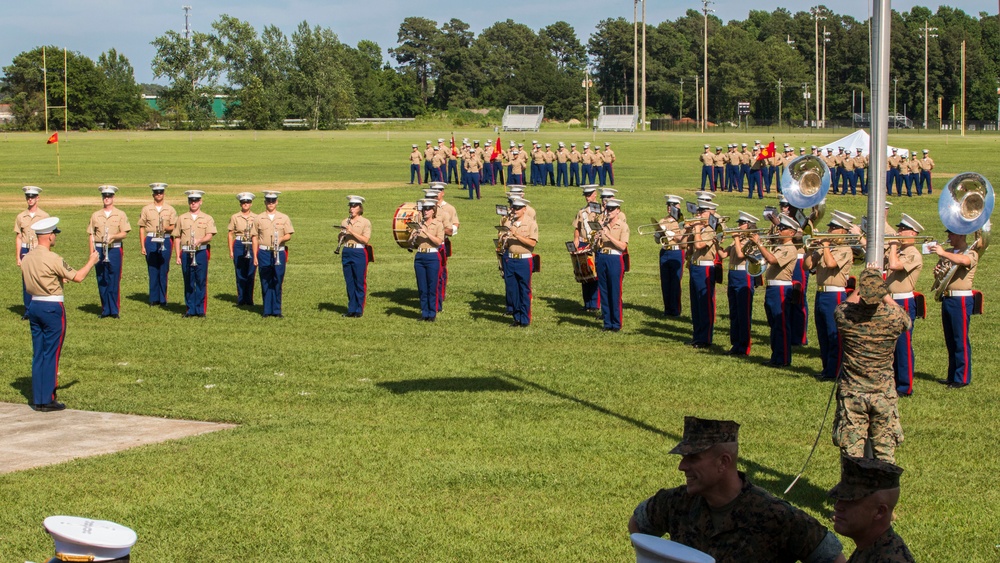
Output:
top-left (490, 137), bottom-right (502, 160)
top-left (757, 141), bottom-right (775, 160)
top-left (450, 135), bottom-right (457, 157)
top-left (46, 132), bottom-right (58, 144)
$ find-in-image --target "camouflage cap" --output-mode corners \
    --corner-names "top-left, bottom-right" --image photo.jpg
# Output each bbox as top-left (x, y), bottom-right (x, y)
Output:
top-left (669, 416), bottom-right (739, 455)
top-left (857, 268), bottom-right (888, 306)
top-left (828, 455), bottom-right (903, 501)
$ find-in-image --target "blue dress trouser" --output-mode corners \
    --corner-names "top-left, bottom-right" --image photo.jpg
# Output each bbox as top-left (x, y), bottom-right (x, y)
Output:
top-left (893, 297), bottom-right (917, 395)
top-left (590, 165), bottom-right (599, 184)
top-left (20, 247), bottom-right (31, 311)
top-left (919, 171), bottom-right (932, 194)
top-left (701, 165), bottom-right (715, 191)
top-left (857, 169), bottom-right (867, 194)
top-left (483, 161), bottom-right (493, 185)
top-left (765, 285), bottom-right (792, 365)
top-left (728, 271), bottom-right (754, 355)
top-left (604, 163), bottom-right (614, 185)
top-left (257, 247), bottom-right (287, 316)
top-left (424, 161), bottom-right (432, 183)
top-left (557, 163), bottom-right (568, 186)
top-left (579, 243), bottom-right (599, 310)
top-left (942, 295), bottom-right (973, 385)
top-left (233, 240), bottom-right (256, 306)
top-left (597, 165), bottom-right (607, 186)
top-left (581, 164), bottom-right (592, 184)
top-left (410, 164), bottom-right (422, 184)
top-left (467, 172), bottom-right (481, 199)
top-left (145, 236), bottom-right (173, 305)
top-left (596, 252), bottom-right (624, 330)
top-left (659, 248), bottom-right (684, 316)
top-left (569, 163), bottom-right (580, 186)
top-left (714, 166), bottom-right (725, 190)
top-left (415, 252), bottom-right (441, 320)
top-left (447, 160), bottom-right (458, 183)
top-left (688, 264), bottom-right (715, 345)
top-left (504, 256), bottom-right (533, 325)
top-left (790, 258), bottom-right (809, 346)
top-left (545, 163), bottom-right (555, 185)
top-left (28, 299), bottom-right (65, 406)
top-left (831, 168), bottom-right (841, 193)
top-left (181, 248), bottom-right (209, 316)
top-left (815, 291), bottom-right (846, 379)
top-left (95, 245), bottom-right (123, 317)
top-left (342, 247), bottom-right (368, 316)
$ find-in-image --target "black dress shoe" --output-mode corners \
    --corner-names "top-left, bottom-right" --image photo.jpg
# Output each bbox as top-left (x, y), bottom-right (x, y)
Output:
top-left (342, 313), bottom-right (352, 317)
top-left (691, 343), bottom-right (709, 349)
top-left (510, 322), bottom-right (523, 328)
top-left (111, 314), bottom-right (119, 319)
top-left (947, 383), bottom-right (968, 389)
top-left (182, 313), bottom-right (191, 318)
top-left (33, 401), bottom-right (66, 412)
top-left (937, 379), bottom-right (951, 385)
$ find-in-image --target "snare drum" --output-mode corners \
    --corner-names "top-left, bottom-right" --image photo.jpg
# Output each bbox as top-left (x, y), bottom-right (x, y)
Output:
top-left (392, 203), bottom-right (420, 248)
top-left (571, 251), bottom-right (597, 283)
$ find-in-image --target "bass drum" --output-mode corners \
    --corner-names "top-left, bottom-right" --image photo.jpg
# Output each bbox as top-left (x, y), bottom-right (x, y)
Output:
top-left (392, 202), bottom-right (420, 248)
top-left (571, 251), bottom-right (597, 283)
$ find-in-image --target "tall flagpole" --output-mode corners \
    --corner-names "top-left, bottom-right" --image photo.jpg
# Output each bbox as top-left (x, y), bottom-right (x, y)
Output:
top-left (866, 0), bottom-right (891, 265)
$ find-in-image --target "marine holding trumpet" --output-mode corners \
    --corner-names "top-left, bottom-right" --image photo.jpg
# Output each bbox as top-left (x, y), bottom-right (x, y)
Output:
top-left (253, 191), bottom-right (294, 318)
top-left (718, 212), bottom-right (759, 356)
top-left (227, 193), bottom-right (257, 306)
top-left (595, 198), bottom-right (629, 332)
top-left (87, 185), bottom-right (131, 318)
top-left (884, 214), bottom-right (926, 396)
top-left (176, 190), bottom-right (217, 318)
top-left (753, 214), bottom-right (800, 367)
top-left (14, 186), bottom-right (49, 316)
top-left (502, 198), bottom-right (538, 327)
top-left (657, 196), bottom-right (685, 317)
top-left (339, 195), bottom-right (371, 318)
top-left (138, 183), bottom-right (177, 307)
top-left (686, 201), bottom-right (720, 348)
top-left (412, 199), bottom-right (445, 321)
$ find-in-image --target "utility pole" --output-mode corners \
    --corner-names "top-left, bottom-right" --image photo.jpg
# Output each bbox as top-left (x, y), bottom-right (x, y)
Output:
top-left (778, 78), bottom-right (783, 125)
top-left (641, 0), bottom-right (647, 131)
top-left (822, 26), bottom-right (830, 126)
top-left (893, 77), bottom-right (898, 127)
top-left (921, 20), bottom-right (938, 129)
top-left (183, 5), bottom-right (192, 40)
top-left (633, 0), bottom-right (638, 128)
top-left (702, 0), bottom-right (713, 133)
top-left (811, 7), bottom-right (825, 129)
top-left (803, 83), bottom-right (811, 127)
top-left (961, 40), bottom-right (966, 137)
top-left (695, 75), bottom-right (700, 127)
top-left (679, 78), bottom-right (684, 120)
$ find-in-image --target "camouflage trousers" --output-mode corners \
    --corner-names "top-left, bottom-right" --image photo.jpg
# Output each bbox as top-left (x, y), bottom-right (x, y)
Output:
top-left (832, 389), bottom-right (903, 463)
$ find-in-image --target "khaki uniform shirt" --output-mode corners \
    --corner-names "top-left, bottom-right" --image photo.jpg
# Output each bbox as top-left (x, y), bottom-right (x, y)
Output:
top-left (414, 217), bottom-right (444, 251)
top-left (941, 248), bottom-right (978, 291)
top-left (842, 156), bottom-right (856, 171)
top-left (21, 246), bottom-right (76, 297)
top-left (592, 150), bottom-right (605, 166)
top-left (410, 149), bottom-right (422, 164)
top-left (532, 148), bottom-right (545, 164)
top-left (543, 149), bottom-right (555, 164)
top-left (176, 212), bottom-right (218, 247)
top-left (465, 154), bottom-right (482, 172)
top-left (254, 211), bottom-right (295, 246)
top-left (766, 242), bottom-right (797, 281)
top-left (699, 151), bottom-right (714, 165)
top-left (582, 150), bottom-right (593, 165)
top-left (138, 204), bottom-right (178, 238)
top-left (87, 208), bottom-right (132, 242)
top-left (919, 157), bottom-right (934, 171)
top-left (811, 245), bottom-right (853, 287)
top-left (603, 148), bottom-right (615, 163)
top-left (340, 215), bottom-right (372, 246)
top-left (569, 149), bottom-right (581, 163)
top-left (740, 150), bottom-right (751, 165)
top-left (886, 245), bottom-right (922, 294)
top-left (227, 213), bottom-right (256, 240)
top-left (437, 201), bottom-right (458, 236)
top-left (424, 147), bottom-right (434, 162)
top-left (712, 152), bottom-right (726, 166)
top-left (506, 217), bottom-right (538, 254)
top-left (688, 225), bottom-right (717, 264)
top-left (657, 217), bottom-right (683, 249)
top-left (432, 151), bottom-right (446, 168)
top-left (14, 208), bottom-right (50, 247)
top-left (557, 148), bottom-right (569, 163)
top-left (599, 215), bottom-right (629, 251)
top-left (574, 205), bottom-right (598, 242)
top-left (727, 243), bottom-right (748, 269)
top-left (887, 155), bottom-right (902, 170)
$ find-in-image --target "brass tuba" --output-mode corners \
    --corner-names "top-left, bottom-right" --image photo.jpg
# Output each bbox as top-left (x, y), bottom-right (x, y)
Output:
top-left (780, 155), bottom-right (830, 234)
top-left (931, 173), bottom-right (994, 301)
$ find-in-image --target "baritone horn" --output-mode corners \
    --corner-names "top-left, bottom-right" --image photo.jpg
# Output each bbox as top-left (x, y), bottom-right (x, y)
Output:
top-left (931, 172), bottom-right (994, 301)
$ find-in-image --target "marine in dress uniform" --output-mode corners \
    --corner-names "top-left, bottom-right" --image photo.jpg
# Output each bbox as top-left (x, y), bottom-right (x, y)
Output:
top-left (754, 215), bottom-right (799, 366)
top-left (431, 185), bottom-right (459, 311)
top-left (917, 149), bottom-right (934, 195)
top-left (720, 211), bottom-right (758, 356)
top-left (412, 199), bottom-right (445, 321)
top-left (253, 191), bottom-right (294, 318)
top-left (568, 143), bottom-right (581, 186)
top-left (829, 456), bottom-right (915, 563)
top-left (409, 144), bottom-right (423, 184)
top-left (747, 147), bottom-right (764, 199)
top-left (175, 190), bottom-right (217, 317)
top-left (699, 144), bottom-right (715, 191)
top-left (685, 202), bottom-right (720, 347)
top-left (738, 144), bottom-right (751, 192)
top-left (556, 142), bottom-right (569, 187)
top-left (339, 195), bottom-right (371, 317)
top-left (840, 151), bottom-right (857, 195)
top-left (423, 140), bottom-right (434, 183)
top-left (724, 145), bottom-right (738, 192)
top-left (573, 185), bottom-right (601, 312)
top-left (855, 148), bottom-right (868, 194)
top-left (138, 183), bottom-right (177, 306)
top-left (227, 192), bottom-right (257, 306)
top-left (657, 196), bottom-right (685, 317)
top-left (87, 186), bottom-right (131, 318)
top-left (531, 141), bottom-right (545, 185)
top-left (509, 150), bottom-right (524, 185)
top-left (543, 143), bottom-right (556, 185)
top-left (930, 229), bottom-right (979, 388)
top-left (482, 140), bottom-right (494, 186)
top-left (14, 186), bottom-right (49, 316)
top-left (502, 198), bottom-right (538, 327)
top-left (886, 148), bottom-right (903, 196)
top-left (592, 145), bottom-right (606, 185)
top-left (629, 417), bottom-right (845, 563)
top-left (833, 269), bottom-right (909, 462)
top-left (805, 211), bottom-right (857, 380)
top-left (581, 143), bottom-right (593, 184)
top-left (432, 146), bottom-right (447, 182)
top-left (603, 142), bottom-right (616, 185)
top-left (21, 217), bottom-right (100, 410)
top-left (464, 148), bottom-right (483, 200)
top-left (885, 214), bottom-right (925, 396)
top-left (595, 198), bottom-right (628, 331)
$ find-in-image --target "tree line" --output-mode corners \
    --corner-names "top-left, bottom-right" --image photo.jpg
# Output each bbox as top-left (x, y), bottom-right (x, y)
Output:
top-left (1, 6), bottom-right (997, 131)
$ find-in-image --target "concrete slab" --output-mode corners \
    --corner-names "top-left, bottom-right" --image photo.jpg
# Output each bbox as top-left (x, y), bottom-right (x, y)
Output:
top-left (0, 402), bottom-right (236, 474)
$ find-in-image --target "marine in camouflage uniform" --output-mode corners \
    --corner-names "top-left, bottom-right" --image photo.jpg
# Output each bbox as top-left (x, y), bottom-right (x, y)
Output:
top-left (829, 456), bottom-right (915, 563)
top-left (833, 269), bottom-right (911, 463)
top-left (629, 417), bottom-right (844, 563)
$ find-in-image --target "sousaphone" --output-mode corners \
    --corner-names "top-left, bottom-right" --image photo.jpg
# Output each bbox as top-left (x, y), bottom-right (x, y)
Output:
top-left (932, 172), bottom-right (994, 301)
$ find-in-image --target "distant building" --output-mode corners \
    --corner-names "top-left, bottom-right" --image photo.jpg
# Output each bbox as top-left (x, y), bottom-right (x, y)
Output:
top-left (0, 104), bottom-right (13, 124)
top-left (143, 95), bottom-right (232, 119)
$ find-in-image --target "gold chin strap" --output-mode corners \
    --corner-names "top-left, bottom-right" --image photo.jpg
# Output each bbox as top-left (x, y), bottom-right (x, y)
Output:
top-left (56, 553), bottom-right (96, 562)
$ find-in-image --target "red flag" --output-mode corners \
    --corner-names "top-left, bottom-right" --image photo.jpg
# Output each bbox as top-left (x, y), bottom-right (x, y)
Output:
top-left (490, 136), bottom-right (502, 161)
top-left (46, 132), bottom-right (58, 144)
top-left (450, 135), bottom-right (457, 157)
top-left (757, 141), bottom-right (775, 161)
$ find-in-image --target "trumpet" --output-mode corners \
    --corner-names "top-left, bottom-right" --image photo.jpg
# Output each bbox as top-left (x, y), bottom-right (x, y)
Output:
top-left (334, 218), bottom-right (351, 255)
top-left (188, 226), bottom-right (199, 267)
top-left (102, 226), bottom-right (111, 263)
top-left (273, 228), bottom-right (282, 266)
top-left (243, 217), bottom-right (253, 260)
top-left (155, 214), bottom-right (166, 253)
top-left (406, 216), bottom-right (423, 251)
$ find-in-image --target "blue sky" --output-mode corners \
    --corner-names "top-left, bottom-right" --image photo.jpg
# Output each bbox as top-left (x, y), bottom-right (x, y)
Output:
top-left (0, 1), bottom-right (991, 84)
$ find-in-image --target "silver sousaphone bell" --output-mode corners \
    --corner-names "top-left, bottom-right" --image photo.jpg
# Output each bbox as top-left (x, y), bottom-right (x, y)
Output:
top-left (779, 155), bottom-right (831, 210)
top-left (932, 172), bottom-right (994, 301)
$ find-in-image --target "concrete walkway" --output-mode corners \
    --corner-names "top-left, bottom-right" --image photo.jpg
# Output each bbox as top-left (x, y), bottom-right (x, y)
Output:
top-left (0, 402), bottom-right (236, 474)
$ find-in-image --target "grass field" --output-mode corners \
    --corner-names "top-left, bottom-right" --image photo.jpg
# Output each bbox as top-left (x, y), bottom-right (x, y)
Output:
top-left (0, 129), bottom-right (998, 562)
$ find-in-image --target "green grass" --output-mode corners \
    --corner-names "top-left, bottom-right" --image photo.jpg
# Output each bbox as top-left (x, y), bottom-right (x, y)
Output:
top-left (0, 130), bottom-right (998, 561)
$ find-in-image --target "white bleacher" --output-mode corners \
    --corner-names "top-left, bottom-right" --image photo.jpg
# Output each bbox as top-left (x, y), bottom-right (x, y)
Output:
top-left (502, 105), bottom-right (543, 132)
top-left (596, 105), bottom-right (637, 132)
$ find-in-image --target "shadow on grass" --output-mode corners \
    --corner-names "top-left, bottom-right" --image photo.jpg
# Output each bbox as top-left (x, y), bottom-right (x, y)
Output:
top-left (318, 302), bottom-right (348, 315)
top-left (496, 371), bottom-right (836, 515)
top-left (371, 288), bottom-right (419, 309)
top-left (468, 291), bottom-right (510, 324)
top-left (76, 303), bottom-right (103, 316)
top-left (10, 376), bottom-right (31, 402)
top-left (378, 375), bottom-right (522, 394)
top-left (913, 371), bottom-right (940, 384)
top-left (125, 293), bottom-right (187, 314)
top-left (214, 293), bottom-right (261, 314)
top-left (7, 305), bottom-right (26, 318)
top-left (383, 306), bottom-right (422, 320)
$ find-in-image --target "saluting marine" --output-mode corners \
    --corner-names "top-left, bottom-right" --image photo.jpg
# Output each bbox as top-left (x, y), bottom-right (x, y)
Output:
top-left (138, 183), bottom-right (177, 307)
top-left (339, 195), bottom-right (372, 318)
top-left (175, 190), bottom-right (217, 317)
top-left (87, 185), bottom-right (131, 318)
top-left (252, 191), bottom-right (294, 318)
top-left (227, 192), bottom-right (257, 306)
top-left (14, 186), bottom-right (50, 317)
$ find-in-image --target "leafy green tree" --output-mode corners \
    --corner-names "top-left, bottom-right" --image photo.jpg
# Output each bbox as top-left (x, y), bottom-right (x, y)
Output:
top-left (540, 21), bottom-right (588, 72)
top-left (434, 19), bottom-right (477, 109)
top-left (150, 30), bottom-right (221, 129)
top-left (1, 46), bottom-right (104, 130)
top-left (96, 48), bottom-right (146, 129)
top-left (588, 18), bottom-right (636, 106)
top-left (390, 17), bottom-right (440, 105)
top-left (288, 21), bottom-right (355, 129)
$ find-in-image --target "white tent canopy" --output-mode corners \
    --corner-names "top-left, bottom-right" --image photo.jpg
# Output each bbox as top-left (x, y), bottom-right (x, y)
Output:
top-left (817, 129), bottom-right (909, 158)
